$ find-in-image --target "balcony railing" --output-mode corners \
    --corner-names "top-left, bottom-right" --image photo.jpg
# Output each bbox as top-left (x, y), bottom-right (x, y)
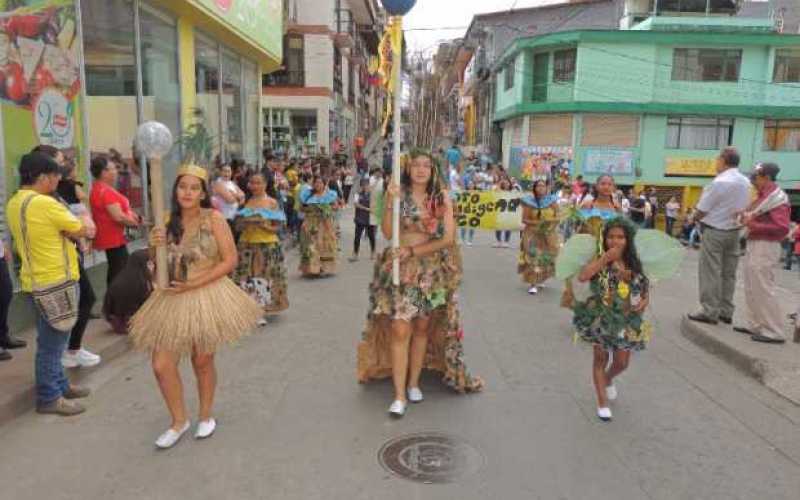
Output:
top-left (264, 70), bottom-right (305, 87)
top-left (334, 8), bottom-right (355, 47)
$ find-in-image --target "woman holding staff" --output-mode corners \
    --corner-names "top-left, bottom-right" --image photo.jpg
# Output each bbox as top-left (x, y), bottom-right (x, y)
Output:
top-left (298, 175), bottom-right (340, 277)
top-left (518, 179), bottom-right (560, 295)
top-left (233, 172), bottom-right (289, 319)
top-left (130, 165), bottom-right (262, 449)
top-left (357, 150), bottom-right (483, 418)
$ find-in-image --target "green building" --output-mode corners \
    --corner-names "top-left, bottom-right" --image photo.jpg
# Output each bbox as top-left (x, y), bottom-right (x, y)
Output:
top-left (494, 15), bottom-right (800, 208)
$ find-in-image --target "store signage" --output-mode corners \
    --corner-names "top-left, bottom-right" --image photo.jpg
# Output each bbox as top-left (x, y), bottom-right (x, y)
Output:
top-left (34, 88), bottom-right (74, 148)
top-left (584, 149), bottom-right (635, 176)
top-left (665, 157), bottom-right (717, 177)
top-left (192, 0), bottom-right (282, 54)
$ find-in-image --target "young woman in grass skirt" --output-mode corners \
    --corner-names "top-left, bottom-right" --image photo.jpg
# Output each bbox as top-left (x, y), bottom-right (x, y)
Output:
top-left (298, 175), bottom-right (340, 277)
top-left (518, 179), bottom-right (560, 295)
top-left (357, 150), bottom-right (483, 418)
top-left (129, 165), bottom-right (262, 449)
top-left (233, 172), bottom-right (289, 318)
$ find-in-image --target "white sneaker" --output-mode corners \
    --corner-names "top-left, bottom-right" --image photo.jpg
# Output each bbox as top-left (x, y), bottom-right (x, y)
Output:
top-left (606, 385), bottom-right (618, 401)
top-left (492, 242), bottom-right (502, 248)
top-left (155, 421), bottom-right (190, 449)
top-left (195, 418), bottom-right (217, 439)
top-left (407, 387), bottom-right (424, 403)
top-left (388, 400), bottom-right (407, 417)
top-left (597, 407), bottom-right (613, 422)
top-left (528, 286), bottom-right (538, 295)
top-left (257, 318), bottom-right (268, 327)
top-left (466, 241), bottom-right (473, 247)
top-left (62, 349), bottom-right (101, 368)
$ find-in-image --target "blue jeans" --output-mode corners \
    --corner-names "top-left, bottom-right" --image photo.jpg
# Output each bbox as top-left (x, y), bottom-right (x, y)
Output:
top-left (460, 228), bottom-right (475, 243)
top-left (31, 296), bottom-right (72, 405)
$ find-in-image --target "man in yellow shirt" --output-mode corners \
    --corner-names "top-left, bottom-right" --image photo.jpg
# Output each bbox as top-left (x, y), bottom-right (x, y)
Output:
top-left (6, 152), bottom-right (91, 416)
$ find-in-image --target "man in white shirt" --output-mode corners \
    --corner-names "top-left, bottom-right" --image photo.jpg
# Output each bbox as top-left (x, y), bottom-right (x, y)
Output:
top-left (688, 147), bottom-right (752, 325)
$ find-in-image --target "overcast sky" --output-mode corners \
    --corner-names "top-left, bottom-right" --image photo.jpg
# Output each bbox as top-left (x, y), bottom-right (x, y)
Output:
top-left (403, 0), bottom-right (560, 55)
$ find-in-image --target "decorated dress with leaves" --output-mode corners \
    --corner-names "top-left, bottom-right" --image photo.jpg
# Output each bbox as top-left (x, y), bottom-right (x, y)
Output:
top-left (518, 194), bottom-right (561, 286)
top-left (357, 191), bottom-right (483, 393)
top-left (298, 187), bottom-right (338, 277)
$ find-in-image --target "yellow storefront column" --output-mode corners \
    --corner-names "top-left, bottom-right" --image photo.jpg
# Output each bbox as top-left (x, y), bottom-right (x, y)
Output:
top-left (177, 16), bottom-right (197, 130)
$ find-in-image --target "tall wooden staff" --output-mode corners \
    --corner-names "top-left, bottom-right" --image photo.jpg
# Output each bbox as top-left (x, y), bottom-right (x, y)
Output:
top-left (135, 121), bottom-right (174, 289)
top-left (381, 0), bottom-right (417, 285)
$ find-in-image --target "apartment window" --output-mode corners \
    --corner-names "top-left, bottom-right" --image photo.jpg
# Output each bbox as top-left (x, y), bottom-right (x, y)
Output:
top-left (666, 116), bottom-right (734, 149)
top-left (264, 35), bottom-right (304, 86)
top-left (333, 47), bottom-right (343, 94)
top-left (504, 58), bottom-right (515, 91)
top-left (553, 48), bottom-right (576, 83)
top-left (672, 49), bottom-right (742, 82)
top-left (763, 120), bottom-right (800, 151)
top-left (773, 49), bottom-right (800, 83)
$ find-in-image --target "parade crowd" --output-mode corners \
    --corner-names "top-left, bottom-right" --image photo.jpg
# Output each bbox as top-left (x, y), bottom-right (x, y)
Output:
top-left (1, 138), bottom-right (795, 447)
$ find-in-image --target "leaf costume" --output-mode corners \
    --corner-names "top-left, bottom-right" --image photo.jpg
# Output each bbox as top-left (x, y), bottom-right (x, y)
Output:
top-left (298, 187), bottom-right (338, 277)
top-left (518, 194), bottom-right (560, 286)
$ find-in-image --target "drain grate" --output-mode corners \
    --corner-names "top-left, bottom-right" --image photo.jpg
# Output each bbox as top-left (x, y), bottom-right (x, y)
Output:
top-left (378, 432), bottom-right (484, 484)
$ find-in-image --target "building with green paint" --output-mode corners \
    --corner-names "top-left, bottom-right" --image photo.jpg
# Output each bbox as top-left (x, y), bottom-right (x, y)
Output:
top-left (494, 14), bottom-right (800, 207)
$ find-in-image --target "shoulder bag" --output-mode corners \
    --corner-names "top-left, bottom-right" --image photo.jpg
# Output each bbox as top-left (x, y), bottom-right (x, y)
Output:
top-left (19, 194), bottom-right (79, 333)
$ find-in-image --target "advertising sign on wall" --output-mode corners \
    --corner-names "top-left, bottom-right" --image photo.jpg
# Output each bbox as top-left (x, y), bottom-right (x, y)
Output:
top-left (1, 0), bottom-right (85, 191)
top-left (192, 0), bottom-right (283, 56)
top-left (583, 149), bottom-right (635, 176)
top-left (509, 146), bottom-right (573, 184)
top-left (665, 157), bottom-right (717, 177)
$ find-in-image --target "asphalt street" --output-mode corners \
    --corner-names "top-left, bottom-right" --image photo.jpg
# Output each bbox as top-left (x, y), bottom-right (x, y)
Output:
top-left (1, 219), bottom-right (799, 500)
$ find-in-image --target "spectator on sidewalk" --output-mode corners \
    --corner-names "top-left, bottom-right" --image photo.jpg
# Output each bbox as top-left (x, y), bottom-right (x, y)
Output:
top-left (7, 152), bottom-right (92, 416)
top-left (734, 163), bottom-right (791, 344)
top-left (647, 187), bottom-right (659, 229)
top-left (90, 155), bottom-right (140, 285)
top-left (688, 147), bottom-right (751, 325)
top-left (665, 196), bottom-right (681, 237)
top-left (0, 238), bottom-right (25, 361)
top-left (37, 145), bottom-right (101, 369)
top-left (782, 221), bottom-right (797, 270)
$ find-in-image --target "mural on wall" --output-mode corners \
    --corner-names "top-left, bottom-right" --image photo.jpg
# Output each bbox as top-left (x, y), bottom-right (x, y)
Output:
top-left (583, 149), bottom-right (635, 176)
top-left (510, 146), bottom-right (573, 185)
top-left (0, 0), bottom-right (84, 189)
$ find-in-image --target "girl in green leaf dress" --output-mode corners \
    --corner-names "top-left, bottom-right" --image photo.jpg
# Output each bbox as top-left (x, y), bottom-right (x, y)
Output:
top-left (574, 217), bottom-right (650, 422)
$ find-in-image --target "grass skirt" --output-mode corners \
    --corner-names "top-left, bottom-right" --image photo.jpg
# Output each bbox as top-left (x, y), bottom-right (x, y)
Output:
top-left (357, 246), bottom-right (484, 393)
top-left (518, 221), bottom-right (560, 286)
top-left (233, 241), bottom-right (289, 314)
top-left (129, 277), bottom-right (263, 355)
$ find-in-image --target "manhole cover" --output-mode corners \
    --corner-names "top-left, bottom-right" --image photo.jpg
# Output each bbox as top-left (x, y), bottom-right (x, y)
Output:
top-left (378, 432), bottom-right (484, 484)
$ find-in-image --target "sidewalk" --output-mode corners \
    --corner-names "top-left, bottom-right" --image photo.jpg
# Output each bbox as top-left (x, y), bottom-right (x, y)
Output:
top-left (680, 269), bottom-right (800, 405)
top-left (0, 318), bottom-right (132, 426)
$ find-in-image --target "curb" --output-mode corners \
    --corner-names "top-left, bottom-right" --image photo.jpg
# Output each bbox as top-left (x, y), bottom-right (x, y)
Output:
top-left (0, 331), bottom-right (131, 427)
top-left (680, 316), bottom-right (800, 405)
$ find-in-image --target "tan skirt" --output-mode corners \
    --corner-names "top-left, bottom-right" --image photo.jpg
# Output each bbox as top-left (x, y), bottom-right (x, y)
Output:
top-left (129, 277), bottom-right (263, 355)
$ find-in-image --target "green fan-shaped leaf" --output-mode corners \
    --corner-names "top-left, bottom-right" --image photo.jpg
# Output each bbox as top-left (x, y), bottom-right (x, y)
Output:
top-left (555, 234), bottom-right (597, 280)
top-left (635, 229), bottom-right (686, 281)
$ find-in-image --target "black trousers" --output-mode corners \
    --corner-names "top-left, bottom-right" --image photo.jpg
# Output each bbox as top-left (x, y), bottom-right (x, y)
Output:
top-left (69, 258), bottom-right (96, 351)
top-left (105, 246), bottom-right (129, 286)
top-left (343, 185), bottom-right (353, 203)
top-left (354, 223), bottom-right (376, 255)
top-left (0, 261), bottom-right (13, 341)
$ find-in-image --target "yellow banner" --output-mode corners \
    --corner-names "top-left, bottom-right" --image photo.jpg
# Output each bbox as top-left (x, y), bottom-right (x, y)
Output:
top-left (665, 157), bottom-right (717, 177)
top-left (454, 191), bottom-right (524, 230)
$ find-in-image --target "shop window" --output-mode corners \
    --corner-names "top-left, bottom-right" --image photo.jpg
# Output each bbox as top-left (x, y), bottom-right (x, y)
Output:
top-left (195, 35), bottom-right (222, 161)
top-left (333, 47), bottom-right (343, 94)
top-left (504, 58), bottom-right (515, 91)
top-left (773, 49), bottom-right (800, 83)
top-left (553, 49), bottom-right (576, 83)
top-left (666, 116), bottom-right (733, 150)
top-left (264, 34), bottom-right (304, 87)
top-left (222, 49), bottom-right (243, 159)
top-left (763, 120), bottom-right (800, 151)
top-left (671, 48), bottom-right (742, 82)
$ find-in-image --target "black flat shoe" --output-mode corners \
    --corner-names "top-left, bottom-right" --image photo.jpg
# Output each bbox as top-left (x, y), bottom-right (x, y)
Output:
top-left (0, 349), bottom-right (11, 361)
top-left (0, 336), bottom-right (26, 349)
top-left (719, 316), bottom-right (733, 325)
top-left (687, 313), bottom-right (718, 325)
top-left (733, 326), bottom-right (757, 336)
top-left (751, 335), bottom-right (786, 344)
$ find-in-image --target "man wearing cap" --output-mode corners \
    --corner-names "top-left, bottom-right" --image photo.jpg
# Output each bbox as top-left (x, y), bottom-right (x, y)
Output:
top-left (734, 163), bottom-right (791, 344)
top-left (688, 147), bottom-right (751, 325)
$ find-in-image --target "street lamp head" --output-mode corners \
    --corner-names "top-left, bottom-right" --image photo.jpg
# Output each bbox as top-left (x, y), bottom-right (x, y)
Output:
top-left (135, 121), bottom-right (174, 158)
top-left (380, 0), bottom-right (416, 16)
